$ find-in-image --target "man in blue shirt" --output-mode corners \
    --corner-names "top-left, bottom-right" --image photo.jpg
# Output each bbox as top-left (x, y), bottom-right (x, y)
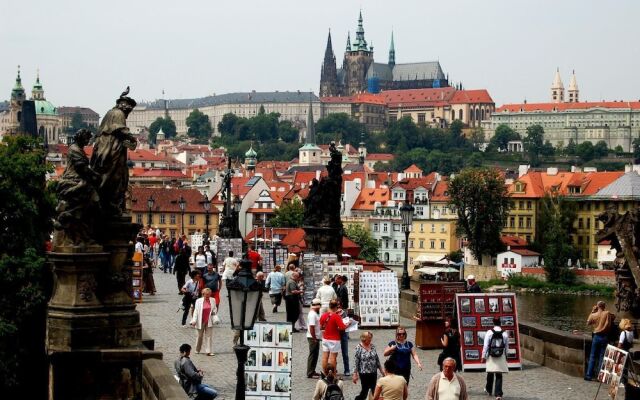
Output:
top-left (266, 264), bottom-right (286, 312)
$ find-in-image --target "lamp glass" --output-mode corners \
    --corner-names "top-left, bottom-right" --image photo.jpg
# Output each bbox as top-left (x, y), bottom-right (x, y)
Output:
top-left (228, 289), bottom-right (245, 330)
top-left (147, 196), bottom-right (154, 210)
top-left (234, 197), bottom-right (242, 212)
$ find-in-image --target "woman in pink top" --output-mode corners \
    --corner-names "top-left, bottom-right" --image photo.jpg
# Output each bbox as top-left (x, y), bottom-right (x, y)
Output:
top-left (191, 288), bottom-right (218, 356)
top-left (319, 300), bottom-right (347, 371)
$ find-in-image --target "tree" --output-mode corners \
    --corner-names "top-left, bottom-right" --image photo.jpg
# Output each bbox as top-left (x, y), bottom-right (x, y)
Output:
top-left (447, 120), bottom-right (468, 148)
top-left (565, 138), bottom-right (577, 156)
top-left (217, 113), bottom-right (240, 137)
top-left (148, 116), bottom-right (177, 143)
top-left (186, 109), bottom-right (213, 139)
top-left (469, 127), bottom-right (485, 148)
top-left (316, 113), bottom-right (365, 146)
top-left (594, 140), bottom-right (608, 158)
top-left (536, 194), bottom-right (577, 284)
top-left (540, 140), bottom-right (555, 157)
top-left (523, 125), bottom-right (544, 166)
top-left (634, 138), bottom-right (640, 163)
top-left (270, 198), bottom-right (304, 228)
top-left (0, 135), bottom-right (56, 398)
top-left (576, 141), bottom-right (595, 164)
top-left (614, 145), bottom-right (624, 157)
top-left (449, 168), bottom-right (510, 260)
top-left (345, 224), bottom-right (380, 262)
top-left (277, 120), bottom-right (299, 143)
top-left (489, 124), bottom-right (519, 151)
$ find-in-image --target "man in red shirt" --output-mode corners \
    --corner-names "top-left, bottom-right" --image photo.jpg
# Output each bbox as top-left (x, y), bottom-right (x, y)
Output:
top-left (319, 300), bottom-right (347, 372)
top-left (247, 245), bottom-right (262, 274)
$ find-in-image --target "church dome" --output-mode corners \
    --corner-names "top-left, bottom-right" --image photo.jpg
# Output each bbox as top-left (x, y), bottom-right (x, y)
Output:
top-left (35, 100), bottom-right (57, 116)
top-left (245, 145), bottom-right (257, 158)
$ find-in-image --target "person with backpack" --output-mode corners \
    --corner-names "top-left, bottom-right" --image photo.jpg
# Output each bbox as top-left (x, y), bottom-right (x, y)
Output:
top-left (372, 358), bottom-right (408, 400)
top-left (312, 363), bottom-right (344, 400)
top-left (481, 317), bottom-right (509, 400)
top-left (618, 318), bottom-right (634, 352)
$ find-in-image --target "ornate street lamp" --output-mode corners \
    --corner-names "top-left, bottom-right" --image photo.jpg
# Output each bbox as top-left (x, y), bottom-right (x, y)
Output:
top-left (227, 258), bottom-right (262, 400)
top-left (233, 195), bottom-right (242, 239)
top-left (147, 195), bottom-right (155, 228)
top-left (400, 202), bottom-right (414, 290)
top-left (202, 193), bottom-right (211, 240)
top-left (178, 195), bottom-right (187, 235)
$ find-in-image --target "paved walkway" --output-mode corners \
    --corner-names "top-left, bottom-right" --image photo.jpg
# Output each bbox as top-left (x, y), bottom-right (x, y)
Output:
top-left (138, 271), bottom-right (617, 400)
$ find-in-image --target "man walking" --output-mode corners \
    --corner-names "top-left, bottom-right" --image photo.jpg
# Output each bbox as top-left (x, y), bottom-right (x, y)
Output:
top-left (481, 317), bottom-right (509, 400)
top-left (316, 276), bottom-right (337, 314)
top-left (425, 357), bottom-right (469, 400)
top-left (306, 299), bottom-right (322, 378)
top-left (266, 264), bottom-right (286, 312)
top-left (466, 275), bottom-right (481, 293)
top-left (202, 263), bottom-right (222, 307)
top-left (285, 272), bottom-right (303, 331)
top-left (585, 301), bottom-right (615, 380)
top-left (256, 271), bottom-right (267, 322)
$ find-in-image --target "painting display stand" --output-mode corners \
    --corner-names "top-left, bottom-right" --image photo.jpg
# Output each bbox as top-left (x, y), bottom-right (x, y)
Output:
top-left (357, 270), bottom-right (400, 327)
top-left (415, 282), bottom-right (465, 349)
top-left (244, 322), bottom-right (293, 399)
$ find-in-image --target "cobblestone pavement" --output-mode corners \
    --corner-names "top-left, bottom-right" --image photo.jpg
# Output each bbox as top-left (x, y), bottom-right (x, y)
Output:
top-left (139, 272), bottom-right (617, 400)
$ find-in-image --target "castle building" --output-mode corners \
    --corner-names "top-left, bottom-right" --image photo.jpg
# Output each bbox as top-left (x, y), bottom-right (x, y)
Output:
top-left (320, 12), bottom-right (449, 97)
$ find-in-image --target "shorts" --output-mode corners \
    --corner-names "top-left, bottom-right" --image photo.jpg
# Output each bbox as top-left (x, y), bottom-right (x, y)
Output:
top-left (322, 339), bottom-right (341, 353)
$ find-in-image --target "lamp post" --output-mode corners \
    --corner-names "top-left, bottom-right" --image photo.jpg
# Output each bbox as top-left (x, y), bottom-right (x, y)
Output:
top-left (233, 195), bottom-right (242, 239)
top-left (147, 195), bottom-right (155, 228)
top-left (400, 202), bottom-right (414, 290)
top-left (227, 258), bottom-right (262, 400)
top-left (202, 194), bottom-right (211, 240)
top-left (178, 195), bottom-right (186, 235)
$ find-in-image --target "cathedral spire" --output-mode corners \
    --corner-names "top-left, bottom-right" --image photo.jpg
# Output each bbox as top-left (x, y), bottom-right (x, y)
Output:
top-left (388, 31), bottom-right (396, 67)
top-left (353, 10), bottom-right (368, 51)
top-left (346, 31), bottom-right (351, 51)
top-left (12, 65), bottom-right (24, 95)
top-left (306, 96), bottom-right (316, 145)
top-left (324, 29), bottom-right (335, 60)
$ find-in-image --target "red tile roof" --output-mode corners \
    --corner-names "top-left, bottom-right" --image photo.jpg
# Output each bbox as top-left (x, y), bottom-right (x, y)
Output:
top-left (450, 89), bottom-right (493, 104)
top-left (352, 188), bottom-right (391, 211)
top-left (130, 187), bottom-right (218, 213)
top-left (279, 228), bottom-right (360, 256)
top-left (321, 93), bottom-right (386, 105)
top-left (512, 249), bottom-right (540, 257)
top-left (404, 164), bottom-right (423, 173)
top-left (501, 235), bottom-right (528, 248)
top-left (430, 179), bottom-right (450, 202)
top-left (509, 171), bottom-right (625, 198)
top-left (366, 153), bottom-right (394, 161)
top-left (128, 149), bottom-right (167, 162)
top-left (135, 169), bottom-right (188, 178)
top-left (497, 101), bottom-right (640, 113)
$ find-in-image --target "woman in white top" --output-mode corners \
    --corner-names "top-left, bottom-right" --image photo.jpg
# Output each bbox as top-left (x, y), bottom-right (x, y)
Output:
top-left (618, 318), bottom-right (634, 351)
top-left (222, 251), bottom-right (239, 283)
top-left (190, 288), bottom-right (218, 356)
top-left (194, 247), bottom-right (207, 274)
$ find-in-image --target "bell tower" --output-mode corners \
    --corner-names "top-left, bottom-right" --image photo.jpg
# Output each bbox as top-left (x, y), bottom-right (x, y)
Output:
top-left (8, 65), bottom-right (26, 134)
top-left (343, 11), bottom-right (374, 95)
top-left (550, 68), bottom-right (565, 103)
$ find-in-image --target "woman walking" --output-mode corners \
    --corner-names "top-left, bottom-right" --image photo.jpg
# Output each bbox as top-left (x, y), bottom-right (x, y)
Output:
top-left (383, 326), bottom-right (422, 385)
top-left (439, 319), bottom-right (461, 371)
top-left (353, 331), bottom-right (384, 400)
top-left (181, 270), bottom-right (201, 326)
top-left (372, 359), bottom-right (408, 400)
top-left (190, 288), bottom-right (218, 356)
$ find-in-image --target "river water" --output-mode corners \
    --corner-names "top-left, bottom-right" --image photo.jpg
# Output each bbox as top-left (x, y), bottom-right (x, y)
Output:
top-left (515, 292), bottom-right (615, 332)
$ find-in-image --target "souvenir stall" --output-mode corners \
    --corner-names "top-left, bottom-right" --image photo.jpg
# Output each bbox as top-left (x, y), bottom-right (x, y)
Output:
top-left (244, 322), bottom-right (293, 399)
top-left (414, 280), bottom-right (466, 349)
top-left (214, 238), bottom-right (244, 272)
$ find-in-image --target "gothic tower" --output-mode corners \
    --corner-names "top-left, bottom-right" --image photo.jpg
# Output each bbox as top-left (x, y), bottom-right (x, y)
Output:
top-left (342, 11), bottom-right (374, 95)
top-left (32, 69), bottom-right (45, 100)
top-left (8, 65), bottom-right (26, 134)
top-left (388, 31), bottom-right (396, 67)
top-left (550, 68), bottom-right (565, 103)
top-left (567, 70), bottom-right (579, 103)
top-left (320, 30), bottom-right (340, 97)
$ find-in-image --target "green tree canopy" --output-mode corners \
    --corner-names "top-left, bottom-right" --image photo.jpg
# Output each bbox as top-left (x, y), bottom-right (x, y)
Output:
top-left (523, 124), bottom-right (544, 166)
top-left (0, 135), bottom-right (56, 397)
top-left (536, 194), bottom-right (577, 284)
top-left (270, 198), bottom-right (304, 228)
top-left (148, 116), bottom-right (177, 143)
top-left (316, 113), bottom-right (366, 147)
top-left (490, 124), bottom-right (520, 151)
top-left (344, 224), bottom-right (380, 262)
top-left (576, 141), bottom-right (595, 163)
top-left (186, 109), bottom-right (213, 139)
top-left (593, 140), bottom-right (609, 158)
top-left (449, 167), bottom-right (510, 260)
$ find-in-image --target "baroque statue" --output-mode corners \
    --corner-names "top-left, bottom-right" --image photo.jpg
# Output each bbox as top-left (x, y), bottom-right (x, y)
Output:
top-left (596, 206), bottom-right (640, 317)
top-left (53, 129), bottom-right (101, 248)
top-left (90, 87), bottom-right (137, 217)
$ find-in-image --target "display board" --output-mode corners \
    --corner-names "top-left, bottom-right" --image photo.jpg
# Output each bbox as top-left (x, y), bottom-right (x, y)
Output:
top-left (324, 261), bottom-right (362, 309)
top-left (358, 270), bottom-right (400, 327)
top-left (190, 233), bottom-right (204, 251)
top-left (301, 253), bottom-right (338, 306)
top-left (215, 238), bottom-right (243, 273)
top-left (455, 293), bottom-right (521, 370)
top-left (417, 282), bottom-right (466, 321)
top-left (258, 248), bottom-right (289, 275)
top-left (598, 345), bottom-right (629, 400)
top-left (244, 322), bottom-right (293, 399)
top-left (131, 252), bottom-right (143, 303)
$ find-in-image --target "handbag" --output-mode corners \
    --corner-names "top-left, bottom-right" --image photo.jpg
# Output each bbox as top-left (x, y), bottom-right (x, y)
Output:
top-left (212, 314), bottom-right (221, 325)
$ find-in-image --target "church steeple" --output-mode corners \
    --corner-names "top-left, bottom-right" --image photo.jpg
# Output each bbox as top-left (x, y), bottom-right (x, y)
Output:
top-left (11, 65), bottom-right (25, 100)
top-left (346, 31), bottom-right (351, 51)
top-left (31, 69), bottom-right (45, 100)
top-left (305, 98), bottom-right (316, 145)
top-left (352, 10), bottom-right (369, 52)
top-left (551, 67), bottom-right (565, 103)
top-left (388, 31), bottom-right (396, 67)
top-left (567, 70), bottom-right (579, 103)
top-left (320, 29), bottom-right (339, 97)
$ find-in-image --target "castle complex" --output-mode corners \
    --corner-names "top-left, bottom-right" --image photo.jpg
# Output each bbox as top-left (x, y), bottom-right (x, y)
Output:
top-left (320, 12), bottom-right (449, 97)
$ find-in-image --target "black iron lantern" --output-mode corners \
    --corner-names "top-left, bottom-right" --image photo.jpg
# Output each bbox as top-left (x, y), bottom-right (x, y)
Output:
top-left (233, 195), bottom-right (242, 213)
top-left (400, 202), bottom-right (414, 230)
top-left (226, 259), bottom-right (262, 330)
top-left (400, 202), bottom-right (414, 290)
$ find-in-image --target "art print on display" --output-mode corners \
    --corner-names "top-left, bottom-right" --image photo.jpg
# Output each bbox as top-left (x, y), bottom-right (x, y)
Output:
top-left (132, 278), bottom-right (141, 287)
top-left (276, 325), bottom-right (292, 346)
top-left (480, 317), bottom-right (494, 327)
top-left (132, 269), bottom-right (141, 277)
top-left (502, 297), bottom-right (513, 312)
top-left (246, 349), bottom-right (257, 367)
top-left (506, 330), bottom-right (516, 344)
top-left (259, 349), bottom-right (275, 370)
top-left (259, 372), bottom-right (273, 392)
top-left (488, 298), bottom-right (499, 313)
top-left (261, 325), bottom-right (275, 346)
top-left (460, 298), bottom-right (471, 314)
top-left (463, 330), bottom-right (474, 346)
top-left (274, 373), bottom-right (291, 394)
top-left (245, 372), bottom-right (258, 394)
top-left (507, 348), bottom-right (517, 359)
top-left (477, 331), bottom-right (487, 346)
top-left (462, 316), bottom-right (476, 327)
top-left (465, 350), bottom-right (480, 360)
top-left (500, 316), bottom-right (515, 327)
top-left (599, 345), bottom-right (629, 400)
top-left (245, 328), bottom-right (259, 347)
top-left (474, 298), bottom-right (486, 313)
top-left (276, 349), bottom-right (291, 372)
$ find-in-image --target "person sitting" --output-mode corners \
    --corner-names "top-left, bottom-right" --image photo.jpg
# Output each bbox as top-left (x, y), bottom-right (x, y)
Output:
top-left (312, 363), bottom-right (344, 400)
top-left (174, 343), bottom-right (218, 399)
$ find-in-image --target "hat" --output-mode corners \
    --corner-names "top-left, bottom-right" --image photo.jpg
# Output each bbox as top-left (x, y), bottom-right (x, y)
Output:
top-left (467, 274), bottom-right (475, 280)
top-left (311, 299), bottom-right (321, 306)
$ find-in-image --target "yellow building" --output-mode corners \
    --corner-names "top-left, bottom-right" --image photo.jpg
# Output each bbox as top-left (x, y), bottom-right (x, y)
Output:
top-left (408, 219), bottom-right (459, 265)
top-left (503, 182), bottom-right (538, 244)
top-left (129, 187), bottom-right (219, 239)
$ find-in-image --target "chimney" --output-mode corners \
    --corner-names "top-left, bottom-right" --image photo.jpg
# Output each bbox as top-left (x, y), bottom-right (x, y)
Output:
top-left (546, 167), bottom-right (558, 176)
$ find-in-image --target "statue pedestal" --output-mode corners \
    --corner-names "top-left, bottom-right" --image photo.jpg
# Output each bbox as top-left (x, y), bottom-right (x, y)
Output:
top-left (303, 226), bottom-right (343, 257)
top-left (46, 217), bottom-right (150, 399)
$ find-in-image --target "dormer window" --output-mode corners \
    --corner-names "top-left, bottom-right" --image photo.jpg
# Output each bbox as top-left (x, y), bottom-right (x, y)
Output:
top-left (514, 182), bottom-right (525, 193)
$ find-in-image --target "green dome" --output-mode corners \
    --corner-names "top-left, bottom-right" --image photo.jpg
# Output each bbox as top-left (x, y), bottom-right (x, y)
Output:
top-left (35, 100), bottom-right (57, 116)
top-left (245, 146), bottom-right (257, 157)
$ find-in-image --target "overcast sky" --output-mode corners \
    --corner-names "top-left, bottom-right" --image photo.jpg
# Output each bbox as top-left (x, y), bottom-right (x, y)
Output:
top-left (1, 0), bottom-right (639, 115)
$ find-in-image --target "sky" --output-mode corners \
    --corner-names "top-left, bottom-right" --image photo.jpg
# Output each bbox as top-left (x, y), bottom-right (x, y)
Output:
top-left (1, 0), bottom-right (639, 115)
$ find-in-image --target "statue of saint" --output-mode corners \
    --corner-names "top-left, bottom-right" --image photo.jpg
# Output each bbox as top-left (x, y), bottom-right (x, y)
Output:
top-left (54, 129), bottom-right (101, 247)
top-left (90, 88), bottom-right (137, 217)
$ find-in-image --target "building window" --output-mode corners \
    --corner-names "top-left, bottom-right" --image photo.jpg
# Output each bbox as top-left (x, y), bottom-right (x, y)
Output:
top-left (136, 214), bottom-right (143, 224)
top-left (440, 240), bottom-right (445, 249)
top-left (401, 240), bottom-right (406, 249)
top-left (526, 217), bottom-right (531, 228)
top-left (170, 214), bottom-right (176, 224)
top-left (409, 239), bottom-right (414, 248)
top-left (430, 240), bottom-right (435, 249)
top-left (586, 218), bottom-right (591, 229)
top-left (189, 215), bottom-right (196, 225)
top-left (527, 201), bottom-right (532, 210)
top-left (419, 240), bottom-right (424, 249)
top-left (160, 214), bottom-right (166, 224)
top-left (578, 218), bottom-right (583, 229)
top-left (519, 201), bottom-right (524, 210)
top-left (373, 223), bottom-right (379, 232)
top-left (417, 113), bottom-right (426, 123)
top-left (509, 217), bottom-right (515, 228)
top-left (440, 224), bottom-right (446, 233)
top-left (383, 224), bottom-right (388, 232)
top-left (395, 254), bottom-right (401, 262)
top-left (385, 240), bottom-right (389, 248)
top-left (420, 224), bottom-right (424, 233)
top-left (431, 224), bottom-right (435, 233)
top-left (393, 224), bottom-right (400, 231)
top-left (518, 217), bottom-right (524, 228)
top-left (393, 240), bottom-right (398, 249)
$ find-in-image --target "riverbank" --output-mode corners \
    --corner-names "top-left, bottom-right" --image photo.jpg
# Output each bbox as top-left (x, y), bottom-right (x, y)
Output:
top-left (479, 275), bottom-right (614, 296)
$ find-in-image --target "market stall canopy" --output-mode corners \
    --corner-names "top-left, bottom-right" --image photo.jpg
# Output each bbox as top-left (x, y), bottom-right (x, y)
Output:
top-left (414, 254), bottom-right (446, 263)
top-left (415, 266), bottom-right (459, 275)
